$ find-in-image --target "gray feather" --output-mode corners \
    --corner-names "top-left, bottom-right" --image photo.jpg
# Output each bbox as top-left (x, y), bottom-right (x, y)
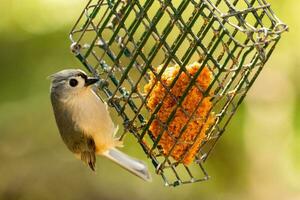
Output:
top-left (51, 92), bottom-right (96, 170)
top-left (103, 148), bottom-right (152, 182)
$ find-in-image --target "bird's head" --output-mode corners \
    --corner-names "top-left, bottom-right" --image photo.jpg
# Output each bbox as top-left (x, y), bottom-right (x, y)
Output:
top-left (49, 69), bottom-right (99, 99)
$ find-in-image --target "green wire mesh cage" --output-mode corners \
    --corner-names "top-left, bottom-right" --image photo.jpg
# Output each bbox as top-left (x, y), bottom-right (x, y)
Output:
top-left (69, 0), bottom-right (287, 186)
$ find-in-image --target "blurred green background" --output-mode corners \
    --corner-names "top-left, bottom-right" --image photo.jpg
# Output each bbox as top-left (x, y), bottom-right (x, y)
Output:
top-left (0, 0), bottom-right (299, 200)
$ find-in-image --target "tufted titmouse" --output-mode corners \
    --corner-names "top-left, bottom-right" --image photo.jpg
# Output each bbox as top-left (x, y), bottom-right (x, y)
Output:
top-left (49, 69), bottom-right (151, 181)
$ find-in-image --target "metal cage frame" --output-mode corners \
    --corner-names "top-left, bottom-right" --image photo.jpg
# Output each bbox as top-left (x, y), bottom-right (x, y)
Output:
top-left (69, 0), bottom-right (287, 186)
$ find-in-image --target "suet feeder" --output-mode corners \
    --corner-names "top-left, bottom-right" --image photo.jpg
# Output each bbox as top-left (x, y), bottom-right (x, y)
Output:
top-left (69, 0), bottom-right (287, 186)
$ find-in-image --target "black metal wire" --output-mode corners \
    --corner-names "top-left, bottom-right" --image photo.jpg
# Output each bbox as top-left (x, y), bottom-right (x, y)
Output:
top-left (69, 0), bottom-right (287, 187)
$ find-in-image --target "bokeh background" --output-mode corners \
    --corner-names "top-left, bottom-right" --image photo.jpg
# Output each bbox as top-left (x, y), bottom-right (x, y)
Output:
top-left (0, 0), bottom-right (299, 200)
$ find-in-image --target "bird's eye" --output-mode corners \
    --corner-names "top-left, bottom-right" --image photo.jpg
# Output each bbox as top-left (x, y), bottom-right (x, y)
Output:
top-left (69, 79), bottom-right (78, 87)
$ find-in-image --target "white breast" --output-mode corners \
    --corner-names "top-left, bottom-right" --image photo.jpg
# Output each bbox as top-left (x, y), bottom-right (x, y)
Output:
top-left (65, 88), bottom-right (117, 152)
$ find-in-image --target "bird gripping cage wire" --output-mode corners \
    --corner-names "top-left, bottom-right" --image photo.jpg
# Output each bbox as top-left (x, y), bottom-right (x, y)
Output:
top-left (69, 0), bottom-right (288, 186)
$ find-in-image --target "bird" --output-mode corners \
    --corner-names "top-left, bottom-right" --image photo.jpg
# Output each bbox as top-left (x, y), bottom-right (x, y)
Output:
top-left (48, 69), bottom-right (151, 182)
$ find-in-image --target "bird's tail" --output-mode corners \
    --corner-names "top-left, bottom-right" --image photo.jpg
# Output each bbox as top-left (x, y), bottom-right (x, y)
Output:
top-left (103, 148), bottom-right (152, 182)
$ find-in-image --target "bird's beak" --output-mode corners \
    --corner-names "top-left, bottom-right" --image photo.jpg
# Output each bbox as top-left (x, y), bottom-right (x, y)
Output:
top-left (85, 77), bottom-right (99, 86)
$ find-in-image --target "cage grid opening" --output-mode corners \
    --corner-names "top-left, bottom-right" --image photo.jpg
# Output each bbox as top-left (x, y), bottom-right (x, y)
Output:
top-left (69, 0), bottom-right (287, 186)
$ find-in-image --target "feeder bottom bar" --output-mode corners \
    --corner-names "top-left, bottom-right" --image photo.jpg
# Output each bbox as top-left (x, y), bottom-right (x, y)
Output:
top-left (144, 62), bottom-right (215, 165)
